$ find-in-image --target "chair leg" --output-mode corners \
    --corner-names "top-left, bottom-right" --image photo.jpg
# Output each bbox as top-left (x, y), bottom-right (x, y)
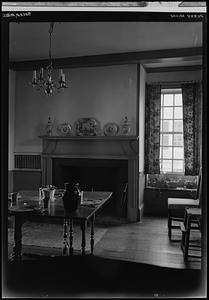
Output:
top-left (168, 210), bottom-right (172, 238)
top-left (183, 216), bottom-right (191, 260)
top-left (180, 223), bottom-right (186, 253)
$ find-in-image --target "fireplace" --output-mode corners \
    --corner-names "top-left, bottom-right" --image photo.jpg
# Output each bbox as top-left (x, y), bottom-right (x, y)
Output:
top-left (40, 136), bottom-right (140, 222)
top-left (52, 158), bottom-right (128, 218)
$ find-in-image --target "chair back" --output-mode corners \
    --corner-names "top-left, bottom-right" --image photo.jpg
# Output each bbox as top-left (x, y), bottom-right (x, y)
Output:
top-left (196, 167), bottom-right (202, 208)
top-left (9, 192), bottom-right (18, 207)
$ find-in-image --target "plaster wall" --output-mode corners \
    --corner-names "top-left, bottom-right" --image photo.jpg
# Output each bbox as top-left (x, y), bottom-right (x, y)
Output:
top-left (14, 64), bottom-right (137, 153)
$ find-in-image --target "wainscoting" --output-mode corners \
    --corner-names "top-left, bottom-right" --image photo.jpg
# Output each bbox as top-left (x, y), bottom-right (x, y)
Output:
top-left (12, 170), bottom-right (42, 192)
top-left (144, 187), bottom-right (197, 216)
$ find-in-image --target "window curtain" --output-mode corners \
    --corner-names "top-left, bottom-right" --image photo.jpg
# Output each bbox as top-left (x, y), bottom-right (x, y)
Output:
top-left (182, 82), bottom-right (202, 176)
top-left (145, 84), bottom-right (161, 174)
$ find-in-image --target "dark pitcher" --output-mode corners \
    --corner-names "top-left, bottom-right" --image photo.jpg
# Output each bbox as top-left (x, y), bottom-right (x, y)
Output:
top-left (62, 182), bottom-right (81, 212)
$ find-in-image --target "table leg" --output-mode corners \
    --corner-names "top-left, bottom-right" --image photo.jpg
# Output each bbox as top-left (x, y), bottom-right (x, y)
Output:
top-left (69, 219), bottom-right (74, 256)
top-left (12, 216), bottom-right (23, 262)
top-left (81, 220), bottom-right (86, 255)
top-left (62, 219), bottom-right (69, 256)
top-left (90, 214), bottom-right (95, 255)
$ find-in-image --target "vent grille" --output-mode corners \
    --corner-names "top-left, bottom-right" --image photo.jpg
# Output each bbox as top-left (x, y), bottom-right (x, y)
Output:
top-left (14, 154), bottom-right (41, 170)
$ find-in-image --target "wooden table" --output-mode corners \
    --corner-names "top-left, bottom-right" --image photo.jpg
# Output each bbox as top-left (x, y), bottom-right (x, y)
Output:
top-left (8, 191), bottom-right (112, 261)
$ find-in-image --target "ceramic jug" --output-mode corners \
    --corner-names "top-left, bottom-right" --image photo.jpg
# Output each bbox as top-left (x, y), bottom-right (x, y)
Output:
top-left (39, 185), bottom-right (56, 209)
top-left (62, 182), bottom-right (81, 212)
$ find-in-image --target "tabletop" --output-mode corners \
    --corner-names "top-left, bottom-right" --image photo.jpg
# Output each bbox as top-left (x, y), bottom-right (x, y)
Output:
top-left (9, 191), bottom-right (112, 221)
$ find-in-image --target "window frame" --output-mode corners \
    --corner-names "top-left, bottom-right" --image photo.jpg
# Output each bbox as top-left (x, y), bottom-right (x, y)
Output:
top-left (160, 87), bottom-right (185, 175)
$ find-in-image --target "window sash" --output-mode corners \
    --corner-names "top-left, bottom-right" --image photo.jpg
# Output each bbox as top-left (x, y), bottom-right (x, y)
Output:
top-left (160, 88), bottom-right (184, 174)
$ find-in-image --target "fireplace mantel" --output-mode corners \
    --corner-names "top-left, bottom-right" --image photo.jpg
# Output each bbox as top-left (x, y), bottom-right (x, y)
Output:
top-left (39, 135), bottom-right (139, 159)
top-left (39, 135), bottom-right (139, 141)
top-left (39, 135), bottom-right (140, 222)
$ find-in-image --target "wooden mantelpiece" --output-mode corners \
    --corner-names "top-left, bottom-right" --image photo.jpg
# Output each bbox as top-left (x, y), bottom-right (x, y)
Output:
top-left (39, 135), bottom-right (139, 158)
top-left (39, 135), bottom-right (140, 222)
top-left (38, 135), bottom-right (139, 141)
top-left (39, 135), bottom-right (138, 139)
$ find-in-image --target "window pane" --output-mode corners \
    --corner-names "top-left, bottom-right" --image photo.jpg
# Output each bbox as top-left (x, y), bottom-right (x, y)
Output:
top-left (161, 134), bottom-right (173, 146)
top-left (173, 160), bottom-right (184, 173)
top-left (163, 107), bottom-right (173, 119)
top-left (161, 160), bottom-right (172, 172)
top-left (161, 120), bottom-right (173, 132)
top-left (174, 147), bottom-right (184, 159)
top-left (174, 120), bottom-right (183, 132)
top-left (174, 93), bottom-right (183, 106)
top-left (174, 107), bottom-right (183, 119)
top-left (174, 134), bottom-right (183, 146)
top-left (164, 94), bottom-right (173, 106)
top-left (162, 147), bottom-right (172, 159)
top-left (161, 107), bottom-right (163, 119)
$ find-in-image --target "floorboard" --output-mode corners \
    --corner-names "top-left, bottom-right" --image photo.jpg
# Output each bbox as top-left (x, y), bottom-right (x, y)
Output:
top-left (94, 216), bottom-right (202, 270)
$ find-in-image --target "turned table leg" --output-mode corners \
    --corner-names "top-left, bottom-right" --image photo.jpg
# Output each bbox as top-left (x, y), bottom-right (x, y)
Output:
top-left (62, 218), bottom-right (69, 256)
top-left (69, 219), bottom-right (74, 256)
top-left (90, 214), bottom-right (95, 255)
top-left (12, 216), bottom-right (23, 262)
top-left (81, 220), bottom-right (86, 255)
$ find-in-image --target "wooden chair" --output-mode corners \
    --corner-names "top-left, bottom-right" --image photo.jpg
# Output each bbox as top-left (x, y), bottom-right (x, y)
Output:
top-left (167, 168), bottom-right (202, 239)
top-left (8, 192), bottom-right (18, 207)
top-left (180, 207), bottom-right (202, 260)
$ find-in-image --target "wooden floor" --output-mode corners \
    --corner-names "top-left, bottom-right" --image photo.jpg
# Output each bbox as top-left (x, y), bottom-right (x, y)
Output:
top-left (8, 216), bottom-right (201, 270)
top-left (5, 216), bottom-right (204, 298)
top-left (94, 216), bottom-right (202, 270)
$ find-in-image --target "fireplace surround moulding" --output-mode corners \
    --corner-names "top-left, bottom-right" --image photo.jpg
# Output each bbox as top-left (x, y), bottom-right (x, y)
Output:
top-left (39, 136), bottom-right (140, 222)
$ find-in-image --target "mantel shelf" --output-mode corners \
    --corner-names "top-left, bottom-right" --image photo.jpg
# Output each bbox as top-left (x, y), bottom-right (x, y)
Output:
top-left (38, 135), bottom-right (139, 141)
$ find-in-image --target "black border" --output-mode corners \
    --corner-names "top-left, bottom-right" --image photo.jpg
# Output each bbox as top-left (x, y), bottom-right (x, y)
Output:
top-left (1, 10), bottom-right (207, 298)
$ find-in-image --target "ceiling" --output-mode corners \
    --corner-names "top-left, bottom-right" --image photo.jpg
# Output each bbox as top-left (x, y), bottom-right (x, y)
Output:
top-left (9, 21), bottom-right (203, 70)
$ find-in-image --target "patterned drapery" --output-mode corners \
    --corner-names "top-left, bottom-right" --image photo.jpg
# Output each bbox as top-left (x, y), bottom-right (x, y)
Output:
top-left (145, 84), bottom-right (161, 174)
top-left (182, 82), bottom-right (202, 176)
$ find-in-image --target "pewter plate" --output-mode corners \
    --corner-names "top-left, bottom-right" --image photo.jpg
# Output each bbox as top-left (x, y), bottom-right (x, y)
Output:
top-left (103, 122), bottom-right (119, 136)
top-left (57, 123), bottom-right (72, 136)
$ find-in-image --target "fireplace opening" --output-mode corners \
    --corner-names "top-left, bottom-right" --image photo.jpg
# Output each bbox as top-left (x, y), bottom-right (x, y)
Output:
top-left (52, 158), bottom-right (128, 218)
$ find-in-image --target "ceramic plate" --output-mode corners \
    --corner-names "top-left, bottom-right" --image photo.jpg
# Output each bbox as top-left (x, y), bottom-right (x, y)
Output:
top-left (57, 123), bottom-right (72, 136)
top-left (74, 118), bottom-right (101, 136)
top-left (103, 122), bottom-right (119, 136)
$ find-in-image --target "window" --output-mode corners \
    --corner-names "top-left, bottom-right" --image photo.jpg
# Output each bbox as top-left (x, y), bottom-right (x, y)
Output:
top-left (160, 88), bottom-right (184, 174)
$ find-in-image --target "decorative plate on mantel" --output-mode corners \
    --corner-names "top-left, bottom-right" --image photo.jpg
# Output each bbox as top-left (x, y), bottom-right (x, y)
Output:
top-left (103, 122), bottom-right (119, 136)
top-left (57, 123), bottom-right (73, 136)
top-left (74, 118), bottom-right (101, 136)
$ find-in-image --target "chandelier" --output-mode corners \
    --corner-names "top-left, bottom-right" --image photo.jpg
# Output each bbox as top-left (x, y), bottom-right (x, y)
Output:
top-left (31, 22), bottom-right (67, 96)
